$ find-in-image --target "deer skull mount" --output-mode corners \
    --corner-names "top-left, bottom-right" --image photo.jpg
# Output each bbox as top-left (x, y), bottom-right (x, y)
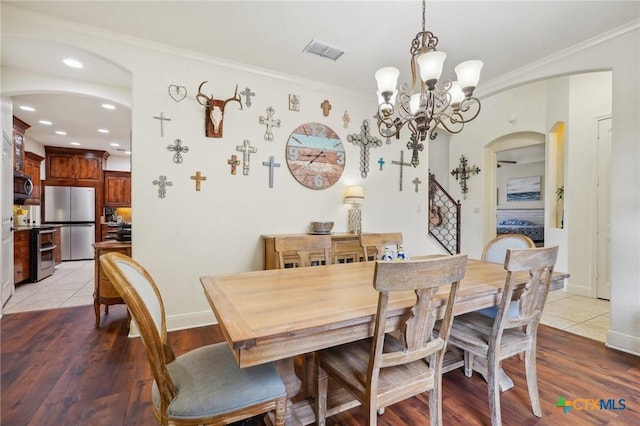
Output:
top-left (196, 82), bottom-right (243, 138)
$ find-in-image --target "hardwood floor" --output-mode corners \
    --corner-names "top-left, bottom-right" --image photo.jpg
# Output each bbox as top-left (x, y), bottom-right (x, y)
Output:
top-left (1, 305), bottom-right (638, 425)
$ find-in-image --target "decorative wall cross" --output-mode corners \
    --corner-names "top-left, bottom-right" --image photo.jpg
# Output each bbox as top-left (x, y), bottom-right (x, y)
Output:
top-left (320, 99), bottom-right (332, 116)
top-left (236, 140), bottom-right (257, 176)
top-left (412, 177), bottom-right (422, 193)
top-left (391, 151), bottom-right (411, 191)
top-left (227, 155), bottom-right (241, 175)
top-left (451, 155), bottom-right (481, 199)
top-left (167, 138), bottom-right (189, 163)
top-left (407, 134), bottom-right (424, 167)
top-left (347, 119), bottom-right (383, 178)
top-left (152, 175), bottom-right (173, 199)
top-left (342, 110), bottom-right (350, 128)
top-left (258, 106), bottom-right (281, 142)
top-left (190, 171), bottom-right (207, 191)
top-left (239, 87), bottom-right (255, 107)
top-left (153, 112), bottom-right (171, 137)
top-left (378, 157), bottom-right (385, 171)
top-left (262, 156), bottom-right (281, 188)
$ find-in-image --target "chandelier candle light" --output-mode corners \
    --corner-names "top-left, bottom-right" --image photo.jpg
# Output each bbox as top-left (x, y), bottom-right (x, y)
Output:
top-left (375, 0), bottom-right (483, 167)
top-left (344, 186), bottom-right (365, 234)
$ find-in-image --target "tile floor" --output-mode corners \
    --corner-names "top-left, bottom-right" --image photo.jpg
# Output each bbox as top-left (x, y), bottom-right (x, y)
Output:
top-left (2, 262), bottom-right (610, 343)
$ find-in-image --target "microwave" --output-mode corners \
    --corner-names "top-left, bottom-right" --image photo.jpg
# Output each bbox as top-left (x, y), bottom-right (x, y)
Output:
top-left (14, 171), bottom-right (34, 201)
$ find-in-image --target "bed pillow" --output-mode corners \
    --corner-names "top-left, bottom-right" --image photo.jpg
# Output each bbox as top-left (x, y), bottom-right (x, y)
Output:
top-left (499, 218), bottom-right (536, 226)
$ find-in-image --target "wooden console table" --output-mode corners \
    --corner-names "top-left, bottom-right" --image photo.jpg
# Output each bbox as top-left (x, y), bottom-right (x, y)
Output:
top-left (262, 233), bottom-right (363, 269)
top-left (92, 241), bottom-right (131, 327)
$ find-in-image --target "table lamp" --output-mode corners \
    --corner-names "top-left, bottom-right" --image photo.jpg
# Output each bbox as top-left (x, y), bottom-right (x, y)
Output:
top-left (344, 185), bottom-right (365, 234)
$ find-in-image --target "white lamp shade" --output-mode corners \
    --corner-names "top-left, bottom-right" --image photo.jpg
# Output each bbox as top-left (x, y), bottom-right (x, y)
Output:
top-left (409, 93), bottom-right (421, 114)
top-left (455, 60), bottom-right (483, 89)
top-left (416, 50), bottom-right (446, 82)
top-left (375, 67), bottom-right (400, 93)
top-left (344, 185), bottom-right (365, 204)
top-left (448, 81), bottom-right (465, 105)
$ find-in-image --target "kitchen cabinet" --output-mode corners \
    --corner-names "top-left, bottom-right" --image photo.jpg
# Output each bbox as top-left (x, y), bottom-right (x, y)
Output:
top-left (13, 116), bottom-right (30, 172)
top-left (45, 146), bottom-right (108, 183)
top-left (14, 230), bottom-right (31, 283)
top-left (262, 233), bottom-right (363, 270)
top-left (93, 241), bottom-right (131, 327)
top-left (103, 171), bottom-right (131, 206)
top-left (53, 227), bottom-right (62, 265)
top-left (22, 151), bottom-right (45, 205)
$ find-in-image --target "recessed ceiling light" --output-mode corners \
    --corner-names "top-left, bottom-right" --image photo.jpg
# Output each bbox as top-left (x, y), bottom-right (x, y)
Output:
top-left (98, 128), bottom-right (110, 134)
top-left (70, 142), bottom-right (81, 146)
top-left (63, 58), bottom-right (83, 68)
top-left (19, 106), bottom-right (35, 112)
top-left (39, 120), bottom-right (53, 125)
top-left (101, 103), bottom-right (116, 110)
top-left (110, 143), bottom-right (120, 147)
top-left (55, 130), bottom-right (67, 136)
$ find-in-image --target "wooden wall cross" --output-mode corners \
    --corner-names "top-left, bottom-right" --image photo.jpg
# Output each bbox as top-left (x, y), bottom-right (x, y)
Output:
top-left (153, 112), bottom-right (171, 137)
top-left (261, 156), bottom-right (281, 188)
top-left (412, 177), bottom-right (422, 193)
top-left (236, 140), bottom-right (257, 176)
top-left (227, 154), bottom-right (241, 175)
top-left (347, 119), bottom-right (383, 178)
top-left (320, 99), bottom-right (332, 116)
top-left (343, 110), bottom-right (350, 128)
top-left (258, 106), bottom-right (281, 142)
top-left (190, 171), bottom-right (207, 191)
top-left (391, 151), bottom-right (411, 191)
top-left (167, 138), bottom-right (189, 163)
top-left (152, 175), bottom-right (173, 199)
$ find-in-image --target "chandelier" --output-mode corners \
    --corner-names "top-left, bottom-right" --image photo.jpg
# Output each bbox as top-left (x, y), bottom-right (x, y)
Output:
top-left (375, 0), bottom-right (483, 167)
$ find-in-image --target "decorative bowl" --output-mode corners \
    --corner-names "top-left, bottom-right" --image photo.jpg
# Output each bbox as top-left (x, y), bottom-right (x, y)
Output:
top-left (309, 221), bottom-right (334, 234)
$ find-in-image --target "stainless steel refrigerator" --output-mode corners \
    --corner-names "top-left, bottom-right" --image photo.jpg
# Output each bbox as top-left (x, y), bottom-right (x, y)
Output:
top-left (44, 186), bottom-right (96, 260)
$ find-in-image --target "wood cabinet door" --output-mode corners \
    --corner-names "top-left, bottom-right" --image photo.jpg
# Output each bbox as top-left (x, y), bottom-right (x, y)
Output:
top-left (14, 230), bottom-right (30, 283)
top-left (23, 152), bottom-right (44, 204)
top-left (104, 172), bottom-right (131, 206)
top-left (76, 156), bottom-right (102, 181)
top-left (47, 154), bottom-right (76, 179)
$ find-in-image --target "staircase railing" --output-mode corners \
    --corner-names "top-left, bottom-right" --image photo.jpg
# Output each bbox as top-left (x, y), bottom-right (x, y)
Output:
top-left (428, 172), bottom-right (461, 254)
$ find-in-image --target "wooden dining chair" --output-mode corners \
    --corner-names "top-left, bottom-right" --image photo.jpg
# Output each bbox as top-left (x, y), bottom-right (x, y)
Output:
top-left (482, 233), bottom-right (535, 264)
top-left (315, 254), bottom-right (468, 426)
top-left (360, 232), bottom-right (404, 261)
top-left (274, 234), bottom-right (332, 268)
top-left (447, 246), bottom-right (559, 426)
top-left (99, 252), bottom-right (287, 426)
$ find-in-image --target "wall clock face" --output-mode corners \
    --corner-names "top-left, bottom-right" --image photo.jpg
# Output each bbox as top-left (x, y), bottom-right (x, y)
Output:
top-left (286, 122), bottom-right (345, 190)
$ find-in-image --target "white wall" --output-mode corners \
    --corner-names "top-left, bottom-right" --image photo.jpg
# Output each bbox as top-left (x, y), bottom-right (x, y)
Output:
top-left (1, 6), bottom-right (443, 330)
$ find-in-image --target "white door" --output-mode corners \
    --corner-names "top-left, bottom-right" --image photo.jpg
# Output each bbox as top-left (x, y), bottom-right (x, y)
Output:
top-left (1, 134), bottom-right (14, 307)
top-left (596, 117), bottom-right (612, 300)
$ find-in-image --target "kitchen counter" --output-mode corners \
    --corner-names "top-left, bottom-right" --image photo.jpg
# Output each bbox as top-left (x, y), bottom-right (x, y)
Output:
top-left (13, 224), bottom-right (61, 231)
top-left (93, 240), bottom-right (131, 250)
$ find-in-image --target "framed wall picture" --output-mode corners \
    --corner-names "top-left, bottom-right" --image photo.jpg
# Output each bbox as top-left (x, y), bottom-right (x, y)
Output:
top-left (506, 176), bottom-right (541, 201)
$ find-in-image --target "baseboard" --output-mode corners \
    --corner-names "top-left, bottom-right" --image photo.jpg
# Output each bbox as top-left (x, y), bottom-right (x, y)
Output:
top-left (127, 310), bottom-right (218, 338)
top-left (606, 329), bottom-right (640, 356)
top-left (565, 282), bottom-right (592, 297)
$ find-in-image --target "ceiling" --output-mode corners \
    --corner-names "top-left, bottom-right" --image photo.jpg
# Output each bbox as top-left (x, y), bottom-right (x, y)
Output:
top-left (3, 1), bottom-right (638, 156)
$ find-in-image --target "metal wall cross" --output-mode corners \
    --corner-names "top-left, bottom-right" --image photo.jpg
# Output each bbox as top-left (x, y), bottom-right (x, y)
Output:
top-left (239, 87), bottom-right (255, 107)
top-left (167, 138), bottom-right (189, 163)
top-left (236, 140), bottom-right (257, 176)
top-left (152, 175), bottom-right (173, 199)
top-left (412, 177), bottom-right (422, 193)
top-left (378, 157), bottom-right (385, 171)
top-left (227, 154), bottom-right (241, 175)
top-left (407, 134), bottom-right (424, 167)
top-left (153, 112), bottom-right (171, 137)
top-left (258, 106), bottom-right (281, 142)
top-left (391, 151), bottom-right (412, 191)
top-left (347, 119), bottom-right (383, 178)
top-left (190, 171), bottom-right (207, 191)
top-left (262, 156), bottom-right (281, 188)
top-left (451, 155), bottom-right (481, 199)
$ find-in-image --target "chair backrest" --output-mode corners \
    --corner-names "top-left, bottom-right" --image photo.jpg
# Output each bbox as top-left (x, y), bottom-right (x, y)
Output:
top-left (368, 254), bottom-right (467, 389)
top-left (360, 232), bottom-right (403, 261)
top-left (492, 246), bottom-right (559, 340)
top-left (274, 235), bottom-right (332, 268)
top-left (482, 234), bottom-right (535, 264)
top-left (99, 252), bottom-right (177, 411)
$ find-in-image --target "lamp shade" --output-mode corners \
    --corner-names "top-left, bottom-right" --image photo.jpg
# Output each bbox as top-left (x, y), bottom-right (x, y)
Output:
top-left (409, 93), bottom-right (421, 114)
top-left (417, 50), bottom-right (446, 83)
top-left (375, 67), bottom-right (400, 93)
top-left (455, 60), bottom-right (483, 89)
top-left (344, 185), bottom-right (365, 204)
top-left (448, 81), bottom-right (465, 105)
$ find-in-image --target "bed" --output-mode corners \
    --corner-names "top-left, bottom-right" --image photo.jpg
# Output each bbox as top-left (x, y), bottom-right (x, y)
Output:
top-left (496, 209), bottom-right (544, 244)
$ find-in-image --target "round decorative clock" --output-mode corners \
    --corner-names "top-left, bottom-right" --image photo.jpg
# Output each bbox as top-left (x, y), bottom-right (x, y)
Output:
top-left (285, 122), bottom-right (345, 190)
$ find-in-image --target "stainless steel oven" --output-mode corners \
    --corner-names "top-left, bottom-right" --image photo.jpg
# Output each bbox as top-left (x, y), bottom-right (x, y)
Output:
top-left (30, 227), bottom-right (57, 282)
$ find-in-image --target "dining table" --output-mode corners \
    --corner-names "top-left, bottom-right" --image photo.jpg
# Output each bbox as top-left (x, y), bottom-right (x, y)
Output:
top-left (200, 256), bottom-right (569, 425)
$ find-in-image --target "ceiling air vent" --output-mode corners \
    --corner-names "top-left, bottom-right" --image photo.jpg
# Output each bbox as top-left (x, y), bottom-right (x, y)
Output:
top-left (302, 39), bottom-right (345, 61)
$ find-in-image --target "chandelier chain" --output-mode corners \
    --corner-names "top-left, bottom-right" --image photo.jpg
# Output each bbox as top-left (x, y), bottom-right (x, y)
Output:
top-left (422, 0), bottom-right (426, 32)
